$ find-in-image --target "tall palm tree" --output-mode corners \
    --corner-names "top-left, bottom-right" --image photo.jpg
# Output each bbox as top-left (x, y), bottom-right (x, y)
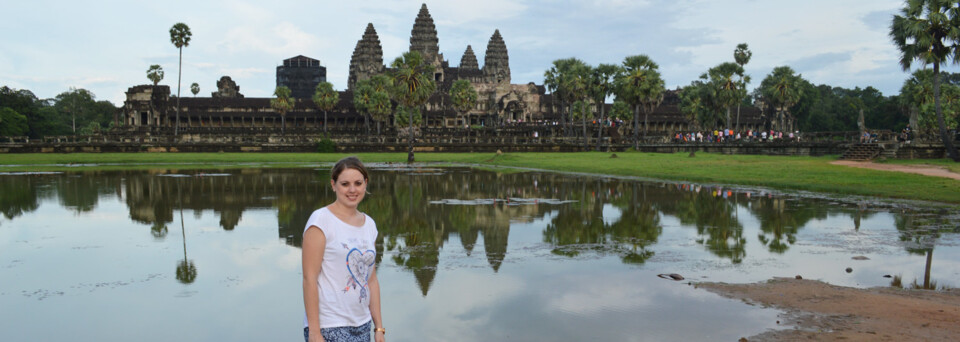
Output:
top-left (169, 23), bottom-right (192, 136)
top-left (544, 58), bottom-right (579, 137)
top-left (449, 79), bottom-right (478, 137)
top-left (271, 86), bottom-right (294, 135)
top-left (891, 0), bottom-right (960, 161)
top-left (760, 66), bottom-right (804, 132)
top-left (562, 60), bottom-right (592, 149)
top-left (146, 65), bottom-right (164, 128)
top-left (615, 55), bottom-right (665, 149)
top-left (190, 82), bottom-right (199, 97)
top-left (389, 51), bottom-right (436, 163)
top-left (707, 62), bottom-right (745, 129)
top-left (733, 43), bottom-right (753, 130)
top-left (312, 82), bottom-right (339, 134)
top-left (590, 64), bottom-right (620, 151)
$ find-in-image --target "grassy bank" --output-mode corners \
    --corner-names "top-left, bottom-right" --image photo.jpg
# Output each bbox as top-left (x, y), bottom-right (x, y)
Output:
top-left (1, 152), bottom-right (958, 204)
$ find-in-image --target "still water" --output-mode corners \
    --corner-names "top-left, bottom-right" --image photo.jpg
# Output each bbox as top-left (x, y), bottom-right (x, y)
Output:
top-left (1, 166), bottom-right (958, 341)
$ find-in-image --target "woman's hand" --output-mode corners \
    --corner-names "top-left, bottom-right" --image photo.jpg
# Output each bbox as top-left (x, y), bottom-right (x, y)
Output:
top-left (374, 330), bottom-right (385, 342)
top-left (308, 328), bottom-right (324, 342)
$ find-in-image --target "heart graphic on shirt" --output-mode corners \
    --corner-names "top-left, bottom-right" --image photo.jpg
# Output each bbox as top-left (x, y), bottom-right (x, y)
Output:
top-left (346, 248), bottom-right (376, 287)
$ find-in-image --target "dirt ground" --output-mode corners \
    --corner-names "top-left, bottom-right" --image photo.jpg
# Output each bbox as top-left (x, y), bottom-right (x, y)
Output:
top-left (830, 160), bottom-right (960, 181)
top-left (697, 277), bottom-right (960, 341)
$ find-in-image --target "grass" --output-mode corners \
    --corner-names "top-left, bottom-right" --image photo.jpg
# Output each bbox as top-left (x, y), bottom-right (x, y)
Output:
top-left (2, 151), bottom-right (959, 204)
top-left (880, 158), bottom-right (960, 174)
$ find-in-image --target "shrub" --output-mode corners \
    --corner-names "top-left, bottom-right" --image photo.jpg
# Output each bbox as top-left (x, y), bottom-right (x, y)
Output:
top-left (316, 136), bottom-right (336, 153)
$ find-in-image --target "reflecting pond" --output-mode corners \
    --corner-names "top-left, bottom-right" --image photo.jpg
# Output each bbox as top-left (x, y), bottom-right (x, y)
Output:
top-left (1, 166), bottom-right (959, 341)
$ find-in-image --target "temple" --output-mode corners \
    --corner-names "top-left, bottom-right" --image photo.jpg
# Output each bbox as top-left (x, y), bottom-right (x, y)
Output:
top-left (121, 3), bottom-right (764, 135)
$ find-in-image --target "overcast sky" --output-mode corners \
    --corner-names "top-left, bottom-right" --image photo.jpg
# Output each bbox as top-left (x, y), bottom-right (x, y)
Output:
top-left (0, 0), bottom-right (917, 106)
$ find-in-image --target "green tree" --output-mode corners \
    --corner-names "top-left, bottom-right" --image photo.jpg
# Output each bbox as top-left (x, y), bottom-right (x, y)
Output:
top-left (891, 0), bottom-right (960, 160)
top-left (169, 22), bottom-right (192, 136)
top-left (544, 58), bottom-right (581, 137)
top-left (353, 77), bottom-right (393, 136)
top-left (147, 65), bottom-right (164, 86)
top-left (615, 55), bottom-right (665, 149)
top-left (900, 69), bottom-right (960, 138)
top-left (760, 66), bottom-right (805, 132)
top-left (312, 82), bottom-right (339, 134)
top-left (734, 43), bottom-right (753, 130)
top-left (705, 62), bottom-right (745, 128)
top-left (590, 64), bottom-right (620, 151)
top-left (190, 82), bottom-right (199, 97)
top-left (56, 87), bottom-right (95, 134)
top-left (271, 86), bottom-right (295, 135)
top-left (679, 79), bottom-right (710, 130)
top-left (449, 79), bottom-right (478, 130)
top-left (389, 51), bottom-right (436, 163)
top-left (0, 107), bottom-right (28, 136)
top-left (559, 59), bottom-right (592, 148)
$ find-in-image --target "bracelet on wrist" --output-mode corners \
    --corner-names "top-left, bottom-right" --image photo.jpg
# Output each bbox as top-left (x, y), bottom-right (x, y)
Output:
top-left (374, 327), bottom-right (386, 335)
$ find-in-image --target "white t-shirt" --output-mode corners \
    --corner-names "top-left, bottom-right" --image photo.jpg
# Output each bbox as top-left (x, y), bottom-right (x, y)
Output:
top-left (303, 207), bottom-right (379, 328)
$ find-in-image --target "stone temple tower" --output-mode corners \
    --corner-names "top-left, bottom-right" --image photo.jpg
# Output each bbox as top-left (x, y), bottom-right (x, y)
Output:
top-left (409, 3), bottom-right (443, 68)
top-left (483, 29), bottom-right (510, 84)
top-left (348, 23), bottom-right (385, 89)
top-left (459, 45), bottom-right (479, 71)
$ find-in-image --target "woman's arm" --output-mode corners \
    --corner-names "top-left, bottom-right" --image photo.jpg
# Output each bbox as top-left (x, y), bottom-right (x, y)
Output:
top-left (302, 226), bottom-right (326, 342)
top-left (368, 267), bottom-right (385, 342)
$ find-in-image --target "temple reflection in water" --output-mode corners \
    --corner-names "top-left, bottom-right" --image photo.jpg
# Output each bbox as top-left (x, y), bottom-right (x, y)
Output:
top-left (1, 167), bottom-right (955, 294)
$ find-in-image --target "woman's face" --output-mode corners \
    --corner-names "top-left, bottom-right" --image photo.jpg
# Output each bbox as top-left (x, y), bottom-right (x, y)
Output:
top-left (332, 168), bottom-right (367, 208)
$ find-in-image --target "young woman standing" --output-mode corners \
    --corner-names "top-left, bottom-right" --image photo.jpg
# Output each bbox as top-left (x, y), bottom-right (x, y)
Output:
top-left (302, 157), bottom-right (385, 342)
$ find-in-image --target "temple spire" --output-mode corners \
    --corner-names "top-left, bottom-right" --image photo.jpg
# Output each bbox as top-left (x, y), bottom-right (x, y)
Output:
top-left (348, 23), bottom-right (384, 89)
top-left (483, 29), bottom-right (510, 84)
top-left (409, 3), bottom-right (440, 61)
top-left (460, 45), bottom-right (479, 70)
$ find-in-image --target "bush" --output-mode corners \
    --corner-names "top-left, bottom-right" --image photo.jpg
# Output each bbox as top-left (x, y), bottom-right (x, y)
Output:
top-left (316, 136), bottom-right (336, 153)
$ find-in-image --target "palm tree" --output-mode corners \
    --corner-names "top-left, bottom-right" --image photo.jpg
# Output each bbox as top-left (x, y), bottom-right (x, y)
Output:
top-left (389, 51), bottom-right (436, 163)
top-left (733, 43), bottom-right (753, 130)
top-left (562, 60), bottom-right (592, 149)
top-left (190, 82), bottom-right (199, 97)
top-left (145, 65), bottom-right (164, 128)
top-left (615, 55), bottom-right (665, 149)
top-left (169, 23), bottom-right (192, 136)
top-left (760, 66), bottom-right (804, 132)
top-left (312, 82), bottom-right (339, 134)
top-left (353, 80), bottom-right (374, 134)
top-left (544, 58), bottom-right (579, 137)
top-left (891, 0), bottom-right (960, 161)
top-left (271, 86), bottom-right (295, 135)
top-left (449, 79), bottom-right (478, 137)
top-left (147, 65), bottom-right (164, 86)
top-left (707, 62), bottom-right (745, 129)
top-left (590, 64), bottom-right (620, 151)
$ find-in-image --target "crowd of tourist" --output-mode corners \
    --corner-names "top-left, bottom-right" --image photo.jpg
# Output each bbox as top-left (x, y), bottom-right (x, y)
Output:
top-left (672, 129), bottom-right (801, 143)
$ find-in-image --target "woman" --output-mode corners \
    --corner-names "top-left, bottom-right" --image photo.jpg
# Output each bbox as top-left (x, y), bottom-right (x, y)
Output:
top-left (303, 156), bottom-right (385, 342)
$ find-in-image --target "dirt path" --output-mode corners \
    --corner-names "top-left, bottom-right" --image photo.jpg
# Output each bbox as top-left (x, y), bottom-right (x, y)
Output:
top-left (831, 160), bottom-right (960, 180)
top-left (697, 278), bottom-right (960, 341)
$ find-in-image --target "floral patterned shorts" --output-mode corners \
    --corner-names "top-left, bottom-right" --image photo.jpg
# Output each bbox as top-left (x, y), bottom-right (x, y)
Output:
top-left (304, 320), bottom-right (371, 342)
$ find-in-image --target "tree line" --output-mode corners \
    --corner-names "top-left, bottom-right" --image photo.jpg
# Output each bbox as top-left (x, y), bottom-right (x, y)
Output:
top-left (0, 86), bottom-right (117, 138)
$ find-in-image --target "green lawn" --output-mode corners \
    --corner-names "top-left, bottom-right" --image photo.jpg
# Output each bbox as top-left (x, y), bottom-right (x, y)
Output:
top-left (1, 152), bottom-right (958, 204)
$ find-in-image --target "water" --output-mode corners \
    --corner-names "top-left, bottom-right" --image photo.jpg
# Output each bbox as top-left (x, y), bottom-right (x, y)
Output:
top-left (1, 166), bottom-right (958, 341)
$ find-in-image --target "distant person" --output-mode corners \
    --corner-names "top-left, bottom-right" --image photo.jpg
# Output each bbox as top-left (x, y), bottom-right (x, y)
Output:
top-left (302, 157), bottom-right (386, 342)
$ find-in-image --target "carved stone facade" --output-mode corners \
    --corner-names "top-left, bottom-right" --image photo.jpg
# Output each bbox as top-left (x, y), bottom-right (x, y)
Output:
top-left (483, 30), bottom-right (510, 85)
top-left (212, 76), bottom-right (243, 98)
top-left (459, 45), bottom-right (479, 71)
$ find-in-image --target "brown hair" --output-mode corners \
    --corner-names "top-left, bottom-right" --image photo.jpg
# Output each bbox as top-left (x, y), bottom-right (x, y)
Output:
top-left (331, 156), bottom-right (369, 182)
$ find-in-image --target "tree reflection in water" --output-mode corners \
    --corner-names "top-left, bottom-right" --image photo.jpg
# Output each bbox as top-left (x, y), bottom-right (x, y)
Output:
top-left (896, 210), bottom-right (960, 290)
top-left (175, 179), bottom-right (197, 284)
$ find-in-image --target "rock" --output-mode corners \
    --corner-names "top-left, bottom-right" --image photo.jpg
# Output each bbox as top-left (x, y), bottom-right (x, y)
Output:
top-left (883, 274), bottom-right (892, 278)
top-left (795, 275), bottom-right (803, 279)
top-left (739, 338), bottom-right (748, 342)
top-left (496, 149), bottom-right (503, 156)
top-left (846, 267), bottom-right (853, 273)
top-left (657, 273), bottom-right (685, 281)
top-left (610, 153), bottom-right (618, 158)
top-left (852, 256), bottom-right (870, 260)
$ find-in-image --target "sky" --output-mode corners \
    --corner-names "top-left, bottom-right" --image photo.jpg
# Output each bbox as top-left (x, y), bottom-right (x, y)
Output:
top-left (0, 0), bottom-right (916, 106)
